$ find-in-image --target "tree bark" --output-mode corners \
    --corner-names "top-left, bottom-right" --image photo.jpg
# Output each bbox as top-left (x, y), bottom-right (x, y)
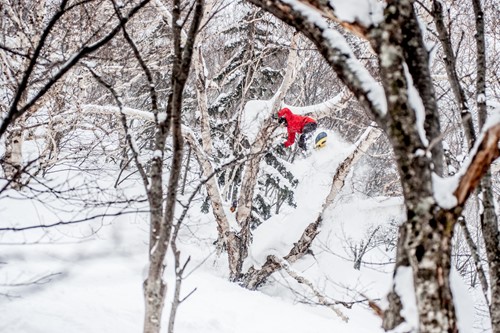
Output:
top-left (471, 1), bottom-right (500, 330)
top-left (376, 2), bottom-right (460, 331)
top-left (400, 2), bottom-right (443, 175)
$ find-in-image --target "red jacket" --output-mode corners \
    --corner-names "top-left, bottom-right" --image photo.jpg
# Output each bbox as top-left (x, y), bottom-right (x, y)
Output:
top-left (278, 108), bottom-right (316, 147)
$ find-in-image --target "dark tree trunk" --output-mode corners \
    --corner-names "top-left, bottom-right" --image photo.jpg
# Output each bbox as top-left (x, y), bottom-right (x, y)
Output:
top-left (432, 0), bottom-right (476, 148)
top-left (471, 0), bottom-right (500, 328)
top-left (143, 0), bottom-right (204, 332)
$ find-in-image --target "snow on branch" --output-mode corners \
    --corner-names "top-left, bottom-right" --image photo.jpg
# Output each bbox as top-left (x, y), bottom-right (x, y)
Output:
top-left (434, 120), bottom-right (500, 208)
top-left (152, 0), bottom-right (188, 41)
top-left (287, 0), bottom-right (384, 37)
top-left (283, 91), bottom-right (348, 117)
top-left (81, 104), bottom-right (154, 122)
top-left (404, 64), bottom-right (429, 147)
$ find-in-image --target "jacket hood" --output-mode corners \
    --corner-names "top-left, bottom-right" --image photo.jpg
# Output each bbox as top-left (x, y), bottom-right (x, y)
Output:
top-left (278, 108), bottom-right (292, 118)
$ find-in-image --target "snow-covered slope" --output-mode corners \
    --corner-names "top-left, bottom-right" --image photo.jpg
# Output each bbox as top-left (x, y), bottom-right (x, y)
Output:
top-left (1, 130), bottom-right (482, 333)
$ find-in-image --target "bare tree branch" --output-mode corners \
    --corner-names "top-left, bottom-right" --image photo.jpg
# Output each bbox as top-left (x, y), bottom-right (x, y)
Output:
top-left (0, 0), bottom-right (152, 139)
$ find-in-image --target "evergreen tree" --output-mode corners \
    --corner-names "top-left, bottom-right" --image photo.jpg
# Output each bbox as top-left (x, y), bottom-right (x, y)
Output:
top-left (202, 5), bottom-right (299, 223)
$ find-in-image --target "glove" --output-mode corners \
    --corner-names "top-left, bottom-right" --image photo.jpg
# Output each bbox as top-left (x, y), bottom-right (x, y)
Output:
top-left (278, 117), bottom-right (287, 126)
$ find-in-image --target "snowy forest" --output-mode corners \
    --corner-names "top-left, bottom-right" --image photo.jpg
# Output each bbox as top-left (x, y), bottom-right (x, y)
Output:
top-left (2, 0), bottom-right (500, 332)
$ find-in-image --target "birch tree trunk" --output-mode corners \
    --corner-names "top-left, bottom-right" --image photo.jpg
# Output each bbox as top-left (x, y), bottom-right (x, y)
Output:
top-left (191, 10), bottom-right (244, 278)
top-left (1, 1), bottom-right (47, 188)
top-left (3, 115), bottom-right (25, 188)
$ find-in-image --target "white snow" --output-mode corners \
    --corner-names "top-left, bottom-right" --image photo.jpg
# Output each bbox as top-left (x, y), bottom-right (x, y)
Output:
top-left (247, 131), bottom-right (354, 267)
top-left (283, 92), bottom-right (344, 115)
top-left (153, 149), bottom-right (162, 158)
top-left (240, 99), bottom-right (273, 144)
top-left (0, 139), bottom-right (483, 333)
top-left (477, 93), bottom-right (486, 103)
top-left (157, 111), bottom-right (167, 124)
top-left (432, 172), bottom-right (459, 209)
top-left (404, 64), bottom-right (429, 147)
top-left (451, 268), bottom-right (475, 333)
top-left (393, 266), bottom-right (418, 332)
top-left (329, 0), bottom-right (384, 26)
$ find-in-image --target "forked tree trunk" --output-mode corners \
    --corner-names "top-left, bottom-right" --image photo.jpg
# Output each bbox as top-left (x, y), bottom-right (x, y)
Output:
top-left (143, 0), bottom-right (204, 332)
top-left (375, 3), bottom-right (458, 331)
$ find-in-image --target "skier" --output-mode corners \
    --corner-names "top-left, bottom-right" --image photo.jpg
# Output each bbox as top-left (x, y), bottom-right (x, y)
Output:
top-left (277, 107), bottom-right (317, 150)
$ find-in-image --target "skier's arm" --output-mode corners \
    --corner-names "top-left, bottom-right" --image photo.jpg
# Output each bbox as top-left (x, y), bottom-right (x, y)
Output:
top-left (284, 130), bottom-right (296, 147)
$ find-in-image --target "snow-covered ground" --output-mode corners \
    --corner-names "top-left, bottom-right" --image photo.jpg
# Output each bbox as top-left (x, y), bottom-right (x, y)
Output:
top-left (0, 130), bottom-right (484, 333)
